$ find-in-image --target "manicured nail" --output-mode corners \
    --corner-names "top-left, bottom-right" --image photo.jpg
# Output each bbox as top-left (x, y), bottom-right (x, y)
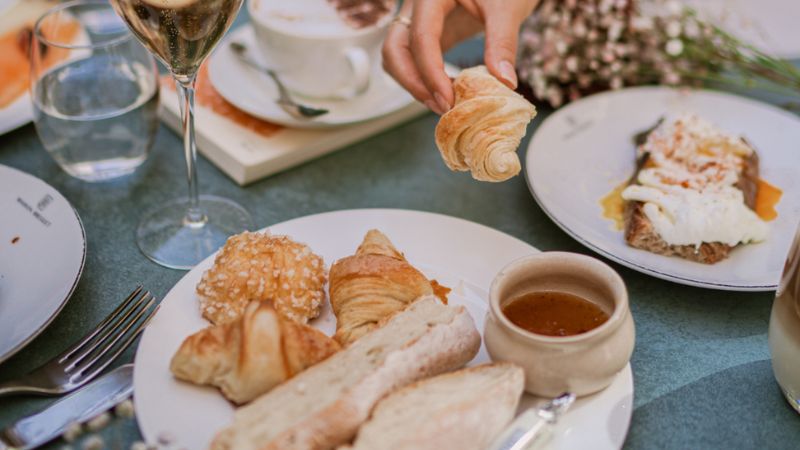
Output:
top-left (434, 92), bottom-right (451, 113)
top-left (498, 60), bottom-right (518, 88)
top-left (424, 99), bottom-right (443, 115)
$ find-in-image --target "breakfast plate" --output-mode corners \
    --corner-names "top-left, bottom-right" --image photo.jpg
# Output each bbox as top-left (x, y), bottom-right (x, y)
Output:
top-left (209, 25), bottom-right (428, 128)
top-left (525, 86), bottom-right (800, 291)
top-left (134, 209), bottom-right (634, 450)
top-left (0, 165), bottom-right (86, 363)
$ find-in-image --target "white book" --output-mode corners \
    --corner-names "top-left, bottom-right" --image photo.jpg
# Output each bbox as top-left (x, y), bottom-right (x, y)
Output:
top-left (158, 75), bottom-right (427, 186)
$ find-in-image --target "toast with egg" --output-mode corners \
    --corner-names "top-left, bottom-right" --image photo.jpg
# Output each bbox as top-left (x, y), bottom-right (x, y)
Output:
top-left (621, 115), bottom-right (768, 264)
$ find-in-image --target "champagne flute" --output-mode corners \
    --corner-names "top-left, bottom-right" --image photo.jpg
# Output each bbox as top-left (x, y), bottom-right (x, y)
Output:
top-left (109, 0), bottom-right (253, 269)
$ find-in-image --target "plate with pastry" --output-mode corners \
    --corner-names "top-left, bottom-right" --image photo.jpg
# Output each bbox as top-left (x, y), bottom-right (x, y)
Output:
top-left (525, 86), bottom-right (800, 291)
top-left (0, 0), bottom-right (89, 136)
top-left (133, 209), bottom-right (635, 450)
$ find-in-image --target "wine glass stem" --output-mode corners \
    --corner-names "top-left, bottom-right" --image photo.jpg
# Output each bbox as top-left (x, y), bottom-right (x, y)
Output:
top-left (175, 75), bottom-right (206, 226)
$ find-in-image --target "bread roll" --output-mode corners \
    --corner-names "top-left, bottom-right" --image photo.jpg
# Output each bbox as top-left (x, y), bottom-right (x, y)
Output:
top-left (211, 296), bottom-right (481, 450)
top-left (435, 65), bottom-right (536, 182)
top-left (196, 231), bottom-right (326, 325)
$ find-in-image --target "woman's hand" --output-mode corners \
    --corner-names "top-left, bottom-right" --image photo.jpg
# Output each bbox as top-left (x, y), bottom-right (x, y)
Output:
top-left (382, 0), bottom-right (539, 114)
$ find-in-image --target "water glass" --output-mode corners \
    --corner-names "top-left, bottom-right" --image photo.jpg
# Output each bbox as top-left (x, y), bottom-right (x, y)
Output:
top-left (769, 222), bottom-right (800, 414)
top-left (30, 0), bottom-right (159, 182)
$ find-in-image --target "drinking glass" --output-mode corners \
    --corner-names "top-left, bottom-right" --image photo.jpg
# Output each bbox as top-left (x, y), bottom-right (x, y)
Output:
top-left (108, 0), bottom-right (253, 269)
top-left (769, 222), bottom-right (800, 414)
top-left (31, 0), bottom-right (159, 182)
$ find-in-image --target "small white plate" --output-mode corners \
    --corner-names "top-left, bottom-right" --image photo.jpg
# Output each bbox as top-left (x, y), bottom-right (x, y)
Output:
top-left (525, 86), bottom-right (800, 291)
top-left (684, 0), bottom-right (800, 59)
top-left (134, 209), bottom-right (634, 450)
top-left (0, 1), bottom-right (91, 136)
top-left (208, 25), bottom-right (420, 128)
top-left (0, 165), bottom-right (86, 363)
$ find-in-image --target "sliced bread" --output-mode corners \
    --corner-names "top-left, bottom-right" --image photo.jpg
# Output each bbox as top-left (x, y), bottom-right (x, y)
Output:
top-left (340, 362), bottom-right (524, 450)
top-left (210, 296), bottom-right (481, 450)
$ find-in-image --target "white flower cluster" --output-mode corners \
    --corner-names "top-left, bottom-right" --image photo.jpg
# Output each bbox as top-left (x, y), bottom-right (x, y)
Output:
top-left (517, 0), bottom-right (710, 107)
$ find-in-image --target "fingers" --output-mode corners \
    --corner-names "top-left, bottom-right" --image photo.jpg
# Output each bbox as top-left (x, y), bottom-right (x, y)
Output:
top-left (410, 0), bottom-right (457, 113)
top-left (382, 24), bottom-right (444, 113)
top-left (483, 9), bottom-right (524, 89)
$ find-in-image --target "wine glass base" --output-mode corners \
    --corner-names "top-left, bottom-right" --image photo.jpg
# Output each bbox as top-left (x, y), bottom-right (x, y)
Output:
top-left (136, 195), bottom-right (254, 270)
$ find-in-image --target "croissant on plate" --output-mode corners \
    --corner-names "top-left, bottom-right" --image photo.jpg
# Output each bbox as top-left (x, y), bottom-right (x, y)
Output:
top-left (170, 301), bottom-right (340, 404)
top-left (435, 65), bottom-right (537, 182)
top-left (329, 229), bottom-right (450, 346)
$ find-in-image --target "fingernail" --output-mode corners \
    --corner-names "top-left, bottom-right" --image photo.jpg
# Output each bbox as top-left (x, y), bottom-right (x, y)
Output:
top-left (424, 99), bottom-right (443, 115)
top-left (434, 92), bottom-right (451, 113)
top-left (498, 60), bottom-right (518, 88)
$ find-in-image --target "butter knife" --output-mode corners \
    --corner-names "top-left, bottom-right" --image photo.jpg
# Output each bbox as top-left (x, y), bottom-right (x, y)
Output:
top-left (0, 364), bottom-right (133, 450)
top-left (487, 392), bottom-right (576, 450)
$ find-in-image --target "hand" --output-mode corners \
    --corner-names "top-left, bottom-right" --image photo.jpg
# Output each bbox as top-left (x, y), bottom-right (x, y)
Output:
top-left (382, 0), bottom-right (540, 115)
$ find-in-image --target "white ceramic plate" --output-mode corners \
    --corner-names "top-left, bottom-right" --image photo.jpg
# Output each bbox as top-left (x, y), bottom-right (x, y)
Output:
top-left (0, 165), bottom-right (86, 363)
top-left (134, 209), bottom-right (634, 450)
top-left (684, 0), bottom-right (800, 59)
top-left (525, 86), bottom-right (800, 291)
top-left (209, 25), bottom-right (420, 128)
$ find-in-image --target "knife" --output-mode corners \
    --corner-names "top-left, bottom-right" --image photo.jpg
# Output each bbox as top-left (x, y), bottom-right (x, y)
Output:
top-left (487, 392), bottom-right (576, 450)
top-left (0, 364), bottom-right (133, 450)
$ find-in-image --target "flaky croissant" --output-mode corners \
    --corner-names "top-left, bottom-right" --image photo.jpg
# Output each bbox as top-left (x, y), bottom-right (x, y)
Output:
top-left (196, 231), bottom-right (327, 326)
top-left (170, 301), bottom-right (340, 404)
top-left (435, 66), bottom-right (537, 182)
top-left (329, 229), bottom-right (450, 346)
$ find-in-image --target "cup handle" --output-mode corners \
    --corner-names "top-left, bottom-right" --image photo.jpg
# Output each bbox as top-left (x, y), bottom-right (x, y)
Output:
top-left (342, 47), bottom-right (371, 97)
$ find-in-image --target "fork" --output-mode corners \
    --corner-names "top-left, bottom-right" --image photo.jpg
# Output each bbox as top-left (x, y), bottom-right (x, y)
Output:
top-left (0, 286), bottom-right (157, 397)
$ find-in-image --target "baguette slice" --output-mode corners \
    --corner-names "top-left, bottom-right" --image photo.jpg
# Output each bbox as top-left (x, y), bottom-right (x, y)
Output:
top-left (211, 296), bottom-right (481, 450)
top-left (339, 363), bottom-right (524, 450)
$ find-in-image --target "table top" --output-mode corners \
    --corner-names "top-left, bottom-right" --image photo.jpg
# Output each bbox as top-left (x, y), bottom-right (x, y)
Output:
top-left (1, 28), bottom-right (799, 450)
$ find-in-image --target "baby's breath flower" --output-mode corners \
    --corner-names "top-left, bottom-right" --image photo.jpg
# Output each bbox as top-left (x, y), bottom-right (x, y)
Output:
top-left (565, 56), bottom-right (579, 72)
top-left (665, 39), bottom-right (684, 56)
top-left (665, 20), bottom-right (682, 38)
top-left (518, 0), bottom-right (800, 108)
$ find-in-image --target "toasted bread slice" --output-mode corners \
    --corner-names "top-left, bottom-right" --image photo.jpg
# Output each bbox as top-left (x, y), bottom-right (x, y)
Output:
top-left (623, 132), bottom-right (760, 264)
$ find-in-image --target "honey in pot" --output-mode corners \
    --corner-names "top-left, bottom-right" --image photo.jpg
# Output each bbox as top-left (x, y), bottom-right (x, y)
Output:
top-left (502, 291), bottom-right (610, 337)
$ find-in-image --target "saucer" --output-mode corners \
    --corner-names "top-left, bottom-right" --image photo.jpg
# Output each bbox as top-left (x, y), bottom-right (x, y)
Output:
top-left (209, 25), bottom-right (419, 129)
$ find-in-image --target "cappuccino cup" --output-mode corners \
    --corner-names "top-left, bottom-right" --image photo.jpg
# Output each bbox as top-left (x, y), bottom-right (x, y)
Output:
top-left (248, 0), bottom-right (395, 99)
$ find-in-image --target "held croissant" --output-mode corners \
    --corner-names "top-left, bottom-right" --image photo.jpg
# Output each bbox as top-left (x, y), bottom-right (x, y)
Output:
top-left (329, 229), bottom-right (450, 346)
top-left (170, 301), bottom-right (340, 404)
top-left (435, 66), bottom-right (537, 182)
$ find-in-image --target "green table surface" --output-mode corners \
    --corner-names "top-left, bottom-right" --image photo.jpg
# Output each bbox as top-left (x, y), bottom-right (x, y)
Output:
top-left (1, 19), bottom-right (799, 450)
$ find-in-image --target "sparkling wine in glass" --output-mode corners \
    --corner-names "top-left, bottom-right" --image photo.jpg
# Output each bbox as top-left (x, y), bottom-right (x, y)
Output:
top-left (109, 0), bottom-right (253, 269)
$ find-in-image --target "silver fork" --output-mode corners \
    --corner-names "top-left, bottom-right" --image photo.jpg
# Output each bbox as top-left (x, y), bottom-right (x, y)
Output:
top-left (0, 286), bottom-right (157, 396)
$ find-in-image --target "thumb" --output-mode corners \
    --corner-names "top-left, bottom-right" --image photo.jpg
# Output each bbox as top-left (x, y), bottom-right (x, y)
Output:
top-left (483, 10), bottom-right (524, 89)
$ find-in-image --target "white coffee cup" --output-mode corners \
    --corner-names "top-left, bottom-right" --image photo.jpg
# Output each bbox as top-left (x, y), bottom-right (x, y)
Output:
top-left (248, 0), bottom-right (395, 99)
